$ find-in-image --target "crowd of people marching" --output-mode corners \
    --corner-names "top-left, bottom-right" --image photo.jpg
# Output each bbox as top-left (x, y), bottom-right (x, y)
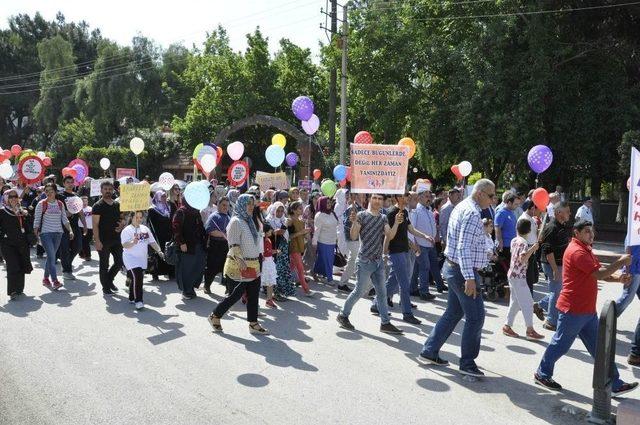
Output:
top-left (1, 173), bottom-right (639, 397)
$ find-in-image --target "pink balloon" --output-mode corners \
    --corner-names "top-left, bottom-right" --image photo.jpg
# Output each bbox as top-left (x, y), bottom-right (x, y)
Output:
top-left (227, 141), bottom-right (244, 161)
top-left (302, 114), bottom-right (320, 135)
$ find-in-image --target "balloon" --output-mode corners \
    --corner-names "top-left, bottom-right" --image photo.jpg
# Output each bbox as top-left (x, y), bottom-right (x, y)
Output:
top-left (321, 180), bottom-right (337, 197)
top-left (227, 141), bottom-right (244, 161)
top-left (398, 137), bottom-right (416, 158)
top-left (354, 131), bottom-right (373, 144)
top-left (458, 160), bottom-right (472, 177)
top-left (72, 164), bottom-right (86, 183)
top-left (100, 157), bottom-right (110, 170)
top-left (0, 152), bottom-right (5, 162)
top-left (265, 145), bottom-right (285, 168)
top-left (285, 152), bottom-right (299, 167)
top-left (2, 159), bottom-right (10, 165)
top-left (532, 188), bottom-right (550, 211)
top-left (527, 145), bottom-right (553, 174)
top-left (62, 167), bottom-right (77, 179)
top-left (159, 172), bottom-right (175, 190)
top-left (272, 133), bottom-right (286, 148)
top-left (339, 179), bottom-right (347, 188)
top-left (184, 181), bottom-right (210, 210)
top-left (413, 167), bottom-right (418, 173)
top-left (64, 196), bottom-right (83, 214)
top-left (333, 164), bottom-right (347, 181)
top-left (216, 146), bottom-right (223, 161)
top-left (130, 137), bottom-right (144, 155)
top-left (313, 169), bottom-right (322, 180)
top-left (37, 151), bottom-right (46, 159)
top-left (3, 150), bottom-right (11, 159)
top-left (200, 153), bottom-right (216, 174)
top-left (301, 114), bottom-right (320, 135)
top-left (291, 96), bottom-right (314, 121)
top-left (43, 157), bottom-right (51, 166)
top-left (0, 163), bottom-right (12, 179)
top-left (10, 144), bottom-right (21, 157)
top-left (451, 165), bottom-right (463, 180)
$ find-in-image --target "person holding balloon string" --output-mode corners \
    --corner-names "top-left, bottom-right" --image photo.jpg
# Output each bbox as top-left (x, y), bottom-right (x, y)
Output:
top-left (57, 174), bottom-right (88, 281)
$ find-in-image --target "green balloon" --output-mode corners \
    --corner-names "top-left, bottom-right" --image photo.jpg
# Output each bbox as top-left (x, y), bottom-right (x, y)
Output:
top-left (321, 180), bottom-right (337, 197)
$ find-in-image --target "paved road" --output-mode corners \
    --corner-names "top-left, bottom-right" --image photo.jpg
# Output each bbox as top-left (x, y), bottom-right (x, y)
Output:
top-left (1, 249), bottom-right (639, 425)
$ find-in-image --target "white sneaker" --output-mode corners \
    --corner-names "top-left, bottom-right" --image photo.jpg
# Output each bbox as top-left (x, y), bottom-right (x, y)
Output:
top-left (63, 272), bottom-right (76, 280)
top-left (135, 302), bottom-right (144, 310)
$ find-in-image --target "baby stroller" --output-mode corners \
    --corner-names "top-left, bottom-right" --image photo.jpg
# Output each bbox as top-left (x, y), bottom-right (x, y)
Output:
top-left (478, 258), bottom-right (509, 301)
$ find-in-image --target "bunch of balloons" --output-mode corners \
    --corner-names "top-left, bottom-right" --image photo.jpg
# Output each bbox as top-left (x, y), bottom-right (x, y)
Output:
top-left (266, 135), bottom-right (286, 168)
top-left (292, 96), bottom-right (320, 136)
top-left (450, 160), bottom-right (472, 180)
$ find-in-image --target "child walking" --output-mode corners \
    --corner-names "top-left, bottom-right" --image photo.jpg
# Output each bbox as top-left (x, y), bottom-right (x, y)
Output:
top-left (502, 218), bottom-right (544, 340)
top-left (261, 224), bottom-right (278, 308)
top-left (121, 211), bottom-right (164, 310)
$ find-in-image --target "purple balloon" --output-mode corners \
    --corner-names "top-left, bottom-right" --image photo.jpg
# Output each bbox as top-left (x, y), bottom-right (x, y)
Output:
top-left (72, 164), bottom-right (86, 183)
top-left (527, 145), bottom-right (553, 174)
top-left (302, 114), bottom-right (320, 135)
top-left (292, 96), bottom-right (314, 121)
top-left (285, 152), bottom-right (299, 167)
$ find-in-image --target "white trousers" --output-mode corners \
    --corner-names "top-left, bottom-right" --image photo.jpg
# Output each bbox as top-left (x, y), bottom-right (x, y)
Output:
top-left (506, 276), bottom-right (534, 328)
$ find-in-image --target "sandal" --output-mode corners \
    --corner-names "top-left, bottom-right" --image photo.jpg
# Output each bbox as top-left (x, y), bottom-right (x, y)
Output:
top-left (249, 323), bottom-right (269, 335)
top-left (208, 314), bottom-right (223, 332)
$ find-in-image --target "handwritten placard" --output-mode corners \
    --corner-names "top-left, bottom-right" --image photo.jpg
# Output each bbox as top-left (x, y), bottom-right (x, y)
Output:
top-left (119, 182), bottom-right (151, 212)
top-left (255, 171), bottom-right (289, 190)
top-left (350, 143), bottom-right (409, 194)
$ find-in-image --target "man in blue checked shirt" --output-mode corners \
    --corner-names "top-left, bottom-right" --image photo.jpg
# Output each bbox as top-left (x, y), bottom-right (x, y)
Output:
top-left (419, 179), bottom-right (496, 377)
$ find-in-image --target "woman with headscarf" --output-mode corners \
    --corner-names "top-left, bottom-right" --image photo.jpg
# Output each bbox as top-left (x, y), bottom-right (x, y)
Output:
top-left (0, 189), bottom-right (33, 300)
top-left (147, 190), bottom-right (174, 279)
top-left (203, 196), bottom-right (231, 294)
top-left (266, 201), bottom-right (296, 299)
top-left (303, 191), bottom-right (321, 273)
top-left (227, 189), bottom-right (240, 213)
top-left (312, 196), bottom-right (338, 285)
top-left (208, 194), bottom-right (269, 335)
top-left (172, 197), bottom-right (207, 299)
top-left (288, 201), bottom-right (312, 296)
top-left (334, 188), bottom-right (349, 254)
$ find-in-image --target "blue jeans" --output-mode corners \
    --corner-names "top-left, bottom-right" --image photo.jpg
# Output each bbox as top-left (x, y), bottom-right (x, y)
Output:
top-left (412, 246), bottom-right (445, 294)
top-left (40, 232), bottom-right (62, 280)
top-left (615, 274), bottom-right (640, 317)
top-left (537, 312), bottom-right (624, 391)
top-left (59, 222), bottom-right (82, 273)
top-left (341, 257), bottom-right (390, 324)
top-left (538, 263), bottom-right (562, 326)
top-left (421, 262), bottom-right (485, 369)
top-left (378, 251), bottom-right (412, 315)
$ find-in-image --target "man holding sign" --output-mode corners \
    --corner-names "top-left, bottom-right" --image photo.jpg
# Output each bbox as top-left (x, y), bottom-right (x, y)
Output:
top-left (92, 180), bottom-right (124, 295)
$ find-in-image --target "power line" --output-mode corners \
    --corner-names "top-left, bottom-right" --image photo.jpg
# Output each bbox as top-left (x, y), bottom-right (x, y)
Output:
top-left (0, 0), bottom-right (320, 83)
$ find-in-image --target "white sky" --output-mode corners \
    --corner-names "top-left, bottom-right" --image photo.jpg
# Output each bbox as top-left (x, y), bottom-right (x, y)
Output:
top-left (0, 0), bottom-right (329, 58)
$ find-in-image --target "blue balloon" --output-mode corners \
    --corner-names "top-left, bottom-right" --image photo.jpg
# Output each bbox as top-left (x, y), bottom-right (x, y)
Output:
top-left (265, 145), bottom-right (285, 168)
top-left (333, 164), bottom-right (347, 181)
top-left (184, 181), bottom-right (210, 210)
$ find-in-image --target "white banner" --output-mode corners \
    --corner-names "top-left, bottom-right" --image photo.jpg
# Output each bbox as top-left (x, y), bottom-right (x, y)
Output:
top-left (90, 178), bottom-right (113, 197)
top-left (628, 147), bottom-right (640, 246)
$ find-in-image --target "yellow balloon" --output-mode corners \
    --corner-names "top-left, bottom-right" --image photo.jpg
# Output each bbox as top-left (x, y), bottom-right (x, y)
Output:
top-left (398, 137), bottom-right (416, 158)
top-left (272, 133), bottom-right (286, 148)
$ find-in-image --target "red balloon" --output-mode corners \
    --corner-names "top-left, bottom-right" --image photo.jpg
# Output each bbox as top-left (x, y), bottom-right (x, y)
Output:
top-left (345, 166), bottom-right (352, 182)
top-left (313, 169), bottom-right (322, 180)
top-left (354, 131), bottom-right (373, 144)
top-left (62, 167), bottom-right (77, 178)
top-left (10, 144), bottom-right (21, 157)
top-left (216, 146), bottom-right (223, 160)
top-left (0, 153), bottom-right (5, 162)
top-left (43, 157), bottom-right (52, 166)
top-left (339, 179), bottom-right (347, 187)
top-left (3, 149), bottom-right (11, 158)
top-left (451, 165), bottom-right (463, 181)
top-left (532, 188), bottom-right (550, 211)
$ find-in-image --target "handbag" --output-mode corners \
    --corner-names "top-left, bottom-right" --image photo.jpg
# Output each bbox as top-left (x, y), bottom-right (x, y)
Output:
top-left (164, 240), bottom-right (178, 266)
top-left (333, 246), bottom-right (347, 268)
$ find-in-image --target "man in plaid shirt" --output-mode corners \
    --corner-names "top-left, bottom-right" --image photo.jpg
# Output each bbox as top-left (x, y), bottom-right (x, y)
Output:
top-left (419, 179), bottom-right (496, 377)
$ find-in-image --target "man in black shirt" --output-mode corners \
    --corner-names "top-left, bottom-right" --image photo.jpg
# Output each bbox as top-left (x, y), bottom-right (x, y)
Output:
top-left (373, 193), bottom-right (432, 325)
top-left (535, 201), bottom-right (572, 331)
top-left (92, 180), bottom-right (124, 295)
top-left (58, 175), bottom-right (87, 280)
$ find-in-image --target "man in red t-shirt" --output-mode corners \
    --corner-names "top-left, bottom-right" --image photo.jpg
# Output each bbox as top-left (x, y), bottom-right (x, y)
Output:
top-left (534, 220), bottom-right (638, 397)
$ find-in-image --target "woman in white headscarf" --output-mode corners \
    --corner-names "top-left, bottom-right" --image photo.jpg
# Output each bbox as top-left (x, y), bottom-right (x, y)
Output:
top-left (266, 201), bottom-right (295, 299)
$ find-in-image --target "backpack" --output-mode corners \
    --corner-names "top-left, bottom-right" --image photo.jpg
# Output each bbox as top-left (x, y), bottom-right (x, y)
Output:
top-left (38, 199), bottom-right (64, 232)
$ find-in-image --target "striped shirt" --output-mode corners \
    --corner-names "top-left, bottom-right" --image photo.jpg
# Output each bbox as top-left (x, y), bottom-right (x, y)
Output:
top-left (444, 197), bottom-right (487, 280)
top-left (226, 216), bottom-right (261, 259)
top-left (356, 210), bottom-right (388, 261)
top-left (33, 200), bottom-right (69, 234)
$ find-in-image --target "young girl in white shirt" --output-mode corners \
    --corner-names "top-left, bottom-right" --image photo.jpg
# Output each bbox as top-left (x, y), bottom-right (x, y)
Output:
top-left (121, 211), bottom-right (164, 309)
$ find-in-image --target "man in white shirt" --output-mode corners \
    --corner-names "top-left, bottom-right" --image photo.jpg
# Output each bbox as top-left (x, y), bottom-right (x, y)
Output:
top-left (575, 197), bottom-right (594, 225)
top-left (519, 199), bottom-right (541, 294)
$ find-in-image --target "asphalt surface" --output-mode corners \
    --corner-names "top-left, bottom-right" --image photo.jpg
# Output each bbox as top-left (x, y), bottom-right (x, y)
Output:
top-left (1, 246), bottom-right (639, 425)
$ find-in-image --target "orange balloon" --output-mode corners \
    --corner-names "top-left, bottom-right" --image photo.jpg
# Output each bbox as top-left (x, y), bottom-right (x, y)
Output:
top-left (398, 137), bottom-right (416, 158)
top-left (216, 146), bottom-right (223, 160)
top-left (451, 165), bottom-right (463, 181)
top-left (532, 188), bottom-right (550, 211)
top-left (313, 169), bottom-right (321, 180)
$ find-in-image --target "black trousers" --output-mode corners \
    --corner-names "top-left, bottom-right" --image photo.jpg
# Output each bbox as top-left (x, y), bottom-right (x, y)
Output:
top-left (80, 229), bottom-right (93, 259)
top-left (205, 239), bottom-right (228, 288)
top-left (213, 278), bottom-right (260, 322)
top-left (4, 249), bottom-right (25, 295)
top-left (98, 241), bottom-right (123, 291)
top-left (127, 267), bottom-right (144, 302)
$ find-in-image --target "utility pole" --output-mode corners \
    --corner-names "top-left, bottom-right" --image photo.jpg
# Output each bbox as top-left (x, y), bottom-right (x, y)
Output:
top-left (328, 0), bottom-right (338, 153)
top-left (339, 3), bottom-right (348, 165)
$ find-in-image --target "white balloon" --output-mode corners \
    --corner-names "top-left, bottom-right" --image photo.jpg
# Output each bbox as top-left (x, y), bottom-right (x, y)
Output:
top-left (458, 161), bottom-right (472, 177)
top-left (130, 137), bottom-right (145, 155)
top-left (37, 151), bottom-right (46, 159)
top-left (0, 163), bottom-right (13, 179)
top-left (100, 157), bottom-right (111, 170)
top-left (2, 159), bottom-right (9, 165)
top-left (200, 153), bottom-right (216, 173)
top-left (413, 167), bottom-right (418, 173)
top-left (227, 141), bottom-right (245, 161)
top-left (158, 172), bottom-right (175, 190)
